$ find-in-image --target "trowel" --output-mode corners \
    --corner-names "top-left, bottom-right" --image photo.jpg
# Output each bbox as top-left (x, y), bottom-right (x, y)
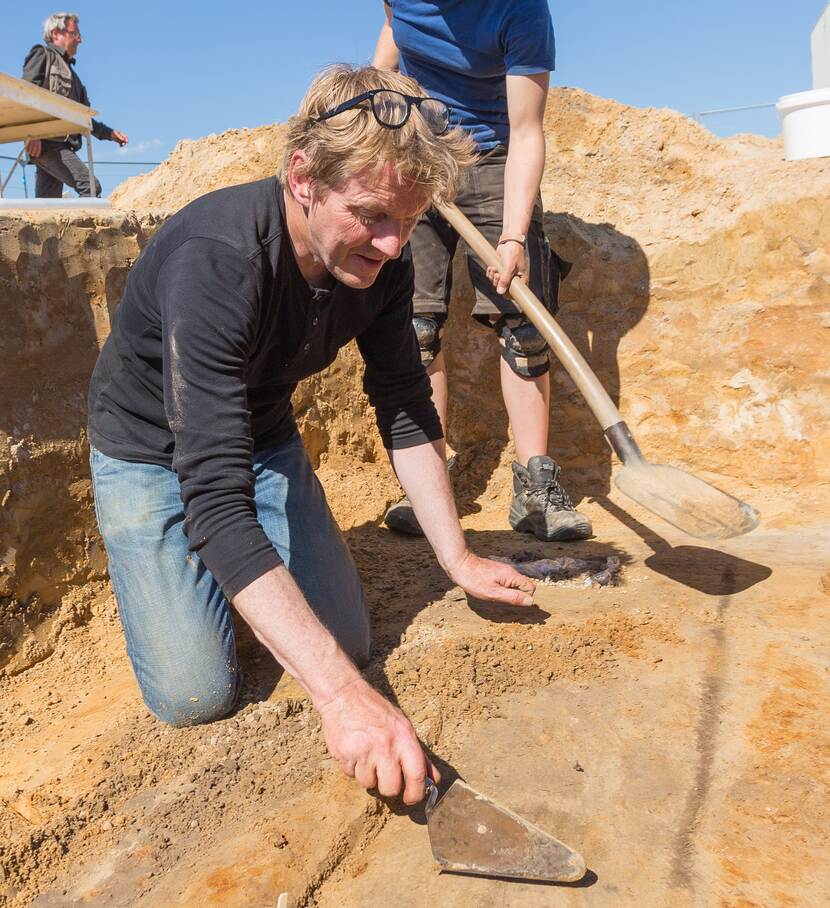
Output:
top-left (437, 201), bottom-right (759, 541)
top-left (424, 779), bottom-right (586, 883)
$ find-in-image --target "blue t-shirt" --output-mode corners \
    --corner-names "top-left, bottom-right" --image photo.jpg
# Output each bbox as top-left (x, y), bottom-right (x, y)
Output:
top-left (386, 0), bottom-right (556, 150)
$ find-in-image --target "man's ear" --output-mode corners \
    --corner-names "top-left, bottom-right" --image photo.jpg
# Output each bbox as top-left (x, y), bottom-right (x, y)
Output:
top-left (286, 150), bottom-right (314, 212)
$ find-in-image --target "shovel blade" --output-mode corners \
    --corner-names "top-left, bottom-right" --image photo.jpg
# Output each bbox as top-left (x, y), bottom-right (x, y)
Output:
top-left (426, 780), bottom-right (586, 883)
top-left (614, 462), bottom-right (759, 540)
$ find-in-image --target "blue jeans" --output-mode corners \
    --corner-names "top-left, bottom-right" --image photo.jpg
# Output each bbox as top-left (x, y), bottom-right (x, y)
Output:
top-left (90, 433), bottom-right (370, 726)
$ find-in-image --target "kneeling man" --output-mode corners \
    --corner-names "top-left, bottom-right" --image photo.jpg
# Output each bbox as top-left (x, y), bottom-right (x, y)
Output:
top-left (88, 65), bottom-right (534, 805)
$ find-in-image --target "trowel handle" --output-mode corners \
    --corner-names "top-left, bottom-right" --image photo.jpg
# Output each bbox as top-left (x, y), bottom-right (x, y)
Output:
top-left (435, 201), bottom-right (646, 466)
top-left (424, 777), bottom-right (439, 815)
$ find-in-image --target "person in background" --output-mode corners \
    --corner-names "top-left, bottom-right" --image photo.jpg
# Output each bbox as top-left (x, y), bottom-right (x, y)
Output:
top-left (22, 12), bottom-right (128, 198)
top-left (375, 0), bottom-right (593, 543)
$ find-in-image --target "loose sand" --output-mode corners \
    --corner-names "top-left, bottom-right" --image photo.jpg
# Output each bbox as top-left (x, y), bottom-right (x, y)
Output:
top-left (1, 89), bottom-right (829, 906)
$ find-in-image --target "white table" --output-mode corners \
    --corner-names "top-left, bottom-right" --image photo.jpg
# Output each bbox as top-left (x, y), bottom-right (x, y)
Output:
top-left (0, 70), bottom-right (100, 198)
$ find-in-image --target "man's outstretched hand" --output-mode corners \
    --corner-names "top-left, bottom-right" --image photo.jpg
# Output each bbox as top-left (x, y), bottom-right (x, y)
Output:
top-left (447, 550), bottom-right (535, 606)
top-left (317, 677), bottom-right (439, 805)
top-left (111, 130), bottom-right (129, 146)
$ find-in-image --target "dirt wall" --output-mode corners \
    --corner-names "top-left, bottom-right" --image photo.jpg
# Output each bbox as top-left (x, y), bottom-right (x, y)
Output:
top-left (0, 212), bottom-right (147, 673)
top-left (112, 88), bottom-right (830, 495)
top-left (2, 88), bottom-right (830, 908)
top-left (3, 88), bottom-right (829, 674)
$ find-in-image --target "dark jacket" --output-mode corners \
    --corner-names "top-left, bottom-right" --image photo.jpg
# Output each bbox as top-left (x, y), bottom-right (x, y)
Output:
top-left (22, 43), bottom-right (114, 152)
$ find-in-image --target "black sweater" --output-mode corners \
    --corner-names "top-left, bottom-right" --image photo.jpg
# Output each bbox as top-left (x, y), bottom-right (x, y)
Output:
top-left (88, 177), bottom-right (441, 599)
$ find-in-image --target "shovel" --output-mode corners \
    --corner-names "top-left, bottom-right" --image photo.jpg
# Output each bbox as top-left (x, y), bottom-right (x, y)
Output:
top-left (436, 201), bottom-right (759, 540)
top-left (425, 778), bottom-right (586, 882)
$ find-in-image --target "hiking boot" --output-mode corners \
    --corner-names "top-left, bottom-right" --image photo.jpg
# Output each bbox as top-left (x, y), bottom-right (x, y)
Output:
top-left (384, 456), bottom-right (457, 536)
top-left (383, 494), bottom-right (424, 536)
top-left (509, 455), bottom-right (593, 541)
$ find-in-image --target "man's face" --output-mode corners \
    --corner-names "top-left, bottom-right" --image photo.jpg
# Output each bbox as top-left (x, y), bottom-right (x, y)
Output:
top-left (302, 163), bottom-right (431, 289)
top-left (52, 20), bottom-right (82, 56)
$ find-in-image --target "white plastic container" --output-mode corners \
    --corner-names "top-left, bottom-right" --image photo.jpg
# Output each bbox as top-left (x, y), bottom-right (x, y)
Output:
top-left (777, 86), bottom-right (830, 161)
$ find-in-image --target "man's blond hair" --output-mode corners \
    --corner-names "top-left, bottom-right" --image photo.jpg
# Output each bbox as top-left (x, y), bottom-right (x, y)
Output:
top-left (280, 64), bottom-right (476, 203)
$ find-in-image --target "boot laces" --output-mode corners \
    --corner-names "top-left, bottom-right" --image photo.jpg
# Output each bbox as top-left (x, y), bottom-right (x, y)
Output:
top-left (529, 475), bottom-right (575, 512)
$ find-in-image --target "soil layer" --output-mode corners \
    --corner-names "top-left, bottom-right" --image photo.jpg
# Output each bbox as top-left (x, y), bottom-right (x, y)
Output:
top-left (2, 89), bottom-right (829, 906)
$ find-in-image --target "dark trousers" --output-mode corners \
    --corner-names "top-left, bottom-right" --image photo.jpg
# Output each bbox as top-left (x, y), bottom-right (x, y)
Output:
top-left (33, 146), bottom-right (102, 198)
top-left (410, 145), bottom-right (553, 320)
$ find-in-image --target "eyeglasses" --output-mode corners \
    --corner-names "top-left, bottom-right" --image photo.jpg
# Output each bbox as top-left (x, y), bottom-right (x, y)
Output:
top-left (314, 89), bottom-right (450, 136)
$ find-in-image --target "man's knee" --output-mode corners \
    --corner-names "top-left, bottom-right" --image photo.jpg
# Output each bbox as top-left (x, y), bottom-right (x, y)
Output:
top-left (142, 668), bottom-right (240, 727)
top-left (412, 314), bottom-right (445, 367)
top-left (326, 594), bottom-right (371, 668)
top-left (347, 621), bottom-right (372, 669)
top-left (75, 176), bottom-right (102, 198)
top-left (493, 316), bottom-right (551, 378)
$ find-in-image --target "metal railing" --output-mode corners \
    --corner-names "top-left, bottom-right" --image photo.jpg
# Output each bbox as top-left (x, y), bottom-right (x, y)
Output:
top-left (692, 101), bottom-right (778, 130)
top-left (0, 153), bottom-right (162, 199)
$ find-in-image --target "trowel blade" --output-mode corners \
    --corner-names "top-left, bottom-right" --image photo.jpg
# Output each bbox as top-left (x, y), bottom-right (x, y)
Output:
top-left (425, 780), bottom-right (586, 883)
top-left (614, 461), bottom-right (759, 540)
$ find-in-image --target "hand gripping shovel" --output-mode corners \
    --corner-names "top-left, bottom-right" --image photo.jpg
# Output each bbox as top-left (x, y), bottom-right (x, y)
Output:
top-left (425, 778), bottom-right (586, 882)
top-left (436, 202), bottom-right (759, 540)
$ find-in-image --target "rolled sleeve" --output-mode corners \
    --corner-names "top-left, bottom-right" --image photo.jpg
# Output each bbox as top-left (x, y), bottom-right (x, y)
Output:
top-left (91, 118), bottom-right (115, 141)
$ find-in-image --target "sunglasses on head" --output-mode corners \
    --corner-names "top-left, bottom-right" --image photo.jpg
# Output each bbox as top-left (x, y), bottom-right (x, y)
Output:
top-left (314, 88), bottom-right (450, 136)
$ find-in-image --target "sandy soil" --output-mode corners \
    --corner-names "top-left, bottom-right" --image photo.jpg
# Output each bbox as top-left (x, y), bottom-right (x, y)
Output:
top-left (1, 470), bottom-right (828, 906)
top-left (2, 88), bottom-right (830, 906)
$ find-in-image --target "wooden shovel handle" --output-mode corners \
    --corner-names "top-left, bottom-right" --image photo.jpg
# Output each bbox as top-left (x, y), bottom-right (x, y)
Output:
top-left (436, 201), bottom-right (624, 433)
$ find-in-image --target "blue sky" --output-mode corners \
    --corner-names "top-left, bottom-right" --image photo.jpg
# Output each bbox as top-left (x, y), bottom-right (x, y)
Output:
top-left (1, 1), bottom-right (826, 197)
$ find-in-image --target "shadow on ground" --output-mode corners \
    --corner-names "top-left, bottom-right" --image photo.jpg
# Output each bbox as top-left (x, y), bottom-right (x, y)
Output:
top-left (233, 522), bottom-right (632, 708)
top-left (440, 212), bottom-right (651, 514)
top-left (597, 495), bottom-right (772, 595)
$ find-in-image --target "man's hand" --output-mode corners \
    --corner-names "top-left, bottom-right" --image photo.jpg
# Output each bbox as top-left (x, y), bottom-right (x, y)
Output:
top-left (446, 550), bottom-right (535, 606)
top-left (234, 566), bottom-right (435, 803)
top-left (111, 130), bottom-right (128, 146)
top-left (487, 239), bottom-right (527, 295)
top-left (24, 139), bottom-right (42, 158)
top-left (389, 441), bottom-right (535, 609)
top-left (317, 677), bottom-right (438, 805)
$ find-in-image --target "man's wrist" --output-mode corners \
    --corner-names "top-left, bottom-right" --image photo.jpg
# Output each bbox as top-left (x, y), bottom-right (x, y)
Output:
top-left (498, 233), bottom-right (526, 247)
top-left (312, 670), bottom-right (368, 712)
top-left (302, 635), bottom-right (364, 708)
top-left (439, 545), bottom-right (472, 581)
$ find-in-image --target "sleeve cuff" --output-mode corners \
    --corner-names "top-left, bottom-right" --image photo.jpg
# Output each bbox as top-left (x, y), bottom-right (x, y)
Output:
top-left (377, 401), bottom-right (444, 449)
top-left (197, 529), bottom-right (283, 601)
top-left (505, 65), bottom-right (553, 76)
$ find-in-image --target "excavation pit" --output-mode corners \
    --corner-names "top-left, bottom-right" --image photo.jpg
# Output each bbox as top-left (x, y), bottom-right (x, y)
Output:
top-left (1, 89), bottom-right (829, 907)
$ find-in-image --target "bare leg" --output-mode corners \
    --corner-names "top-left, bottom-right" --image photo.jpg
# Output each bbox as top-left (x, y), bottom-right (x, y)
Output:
top-left (426, 351), bottom-right (449, 438)
top-left (502, 357), bottom-right (592, 540)
top-left (499, 356), bottom-right (550, 466)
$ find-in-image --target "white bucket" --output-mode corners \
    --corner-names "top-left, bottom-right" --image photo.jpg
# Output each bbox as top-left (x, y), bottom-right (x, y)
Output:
top-left (777, 86), bottom-right (830, 161)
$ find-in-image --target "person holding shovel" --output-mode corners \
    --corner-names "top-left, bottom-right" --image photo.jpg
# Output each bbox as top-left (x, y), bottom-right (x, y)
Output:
top-left (88, 64), bottom-right (535, 806)
top-left (374, 0), bottom-right (593, 542)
